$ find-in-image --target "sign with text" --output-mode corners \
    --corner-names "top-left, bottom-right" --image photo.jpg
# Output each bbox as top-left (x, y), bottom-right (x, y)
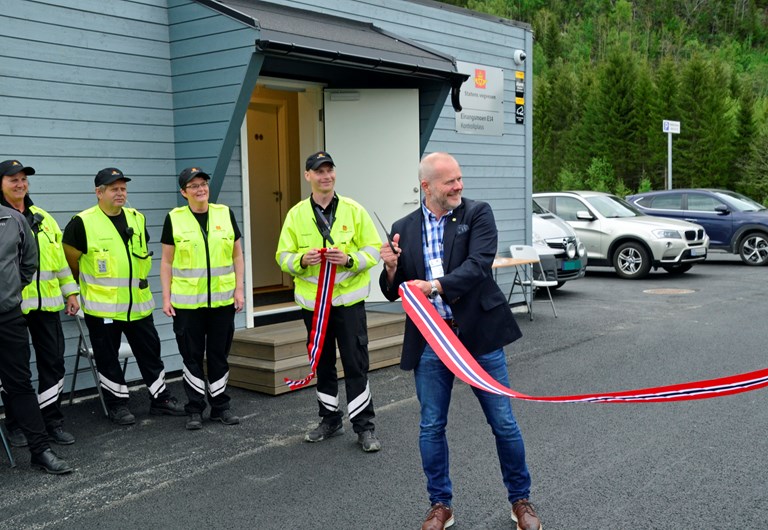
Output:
top-left (663, 120), bottom-right (680, 134)
top-left (455, 61), bottom-right (504, 136)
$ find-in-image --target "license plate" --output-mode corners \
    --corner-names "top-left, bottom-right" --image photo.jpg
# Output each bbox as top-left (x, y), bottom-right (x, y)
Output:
top-left (690, 247), bottom-right (706, 256)
top-left (562, 260), bottom-right (581, 271)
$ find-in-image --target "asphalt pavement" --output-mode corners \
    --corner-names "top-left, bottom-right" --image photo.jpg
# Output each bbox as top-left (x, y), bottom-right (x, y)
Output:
top-left (2, 251), bottom-right (768, 529)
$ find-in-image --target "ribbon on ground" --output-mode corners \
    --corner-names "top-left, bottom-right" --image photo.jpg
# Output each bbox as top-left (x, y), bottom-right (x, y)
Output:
top-left (399, 281), bottom-right (768, 403)
top-left (285, 249), bottom-right (336, 390)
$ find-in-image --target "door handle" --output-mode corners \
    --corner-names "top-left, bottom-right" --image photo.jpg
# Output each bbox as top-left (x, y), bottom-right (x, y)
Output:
top-left (684, 218), bottom-right (697, 223)
top-left (273, 191), bottom-right (283, 202)
top-left (403, 199), bottom-right (419, 204)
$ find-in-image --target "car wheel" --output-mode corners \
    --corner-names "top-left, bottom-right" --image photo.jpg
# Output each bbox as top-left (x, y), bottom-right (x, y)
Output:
top-left (738, 232), bottom-right (768, 266)
top-left (661, 264), bottom-right (693, 275)
top-left (613, 242), bottom-right (651, 279)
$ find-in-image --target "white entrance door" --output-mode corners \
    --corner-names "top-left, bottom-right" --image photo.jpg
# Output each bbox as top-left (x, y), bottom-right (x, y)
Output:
top-left (323, 89), bottom-right (421, 302)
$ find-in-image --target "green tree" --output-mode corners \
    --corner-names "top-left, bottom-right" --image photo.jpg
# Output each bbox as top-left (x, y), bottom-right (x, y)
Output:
top-left (675, 54), bottom-right (735, 188)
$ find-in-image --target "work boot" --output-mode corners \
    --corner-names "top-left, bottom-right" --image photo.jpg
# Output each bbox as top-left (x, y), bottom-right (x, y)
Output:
top-left (186, 413), bottom-right (203, 431)
top-left (108, 406), bottom-right (136, 426)
top-left (149, 397), bottom-right (185, 416)
top-left (357, 430), bottom-right (381, 452)
top-left (210, 409), bottom-right (240, 425)
top-left (304, 421), bottom-right (344, 443)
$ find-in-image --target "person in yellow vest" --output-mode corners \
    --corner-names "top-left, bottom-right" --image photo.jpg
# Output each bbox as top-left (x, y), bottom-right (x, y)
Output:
top-left (275, 151), bottom-right (382, 452)
top-left (160, 167), bottom-right (245, 430)
top-left (62, 167), bottom-right (184, 425)
top-left (0, 159), bottom-right (79, 448)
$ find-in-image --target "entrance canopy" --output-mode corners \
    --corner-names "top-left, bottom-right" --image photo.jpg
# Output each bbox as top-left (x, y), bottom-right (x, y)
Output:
top-left (217, 0), bottom-right (467, 112)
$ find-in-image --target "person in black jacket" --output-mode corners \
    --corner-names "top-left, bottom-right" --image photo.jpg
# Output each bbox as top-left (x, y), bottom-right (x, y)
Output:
top-left (379, 153), bottom-right (541, 530)
top-left (0, 202), bottom-right (72, 474)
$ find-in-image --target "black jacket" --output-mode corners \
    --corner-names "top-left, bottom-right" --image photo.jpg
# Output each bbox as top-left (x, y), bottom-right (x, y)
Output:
top-left (380, 198), bottom-right (522, 370)
top-left (0, 204), bottom-right (37, 316)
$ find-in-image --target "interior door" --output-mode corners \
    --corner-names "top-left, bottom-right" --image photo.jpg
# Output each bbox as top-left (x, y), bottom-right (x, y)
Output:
top-left (323, 89), bottom-right (421, 302)
top-left (247, 102), bottom-right (287, 289)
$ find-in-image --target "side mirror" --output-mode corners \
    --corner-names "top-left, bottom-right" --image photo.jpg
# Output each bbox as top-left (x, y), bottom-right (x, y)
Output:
top-left (714, 204), bottom-right (730, 215)
top-left (576, 210), bottom-right (595, 221)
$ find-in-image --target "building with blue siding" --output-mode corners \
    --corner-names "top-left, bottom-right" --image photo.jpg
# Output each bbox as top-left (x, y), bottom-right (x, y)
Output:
top-left (0, 0), bottom-right (532, 393)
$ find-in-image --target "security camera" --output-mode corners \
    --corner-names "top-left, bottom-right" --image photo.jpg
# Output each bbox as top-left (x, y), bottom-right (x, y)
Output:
top-left (513, 50), bottom-right (527, 65)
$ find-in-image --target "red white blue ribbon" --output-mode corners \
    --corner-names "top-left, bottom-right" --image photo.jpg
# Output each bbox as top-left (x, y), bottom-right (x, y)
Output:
top-left (400, 281), bottom-right (768, 402)
top-left (285, 249), bottom-right (336, 390)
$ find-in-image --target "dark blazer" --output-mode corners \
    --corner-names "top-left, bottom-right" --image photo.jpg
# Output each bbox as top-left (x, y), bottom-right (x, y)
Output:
top-left (380, 198), bottom-right (522, 370)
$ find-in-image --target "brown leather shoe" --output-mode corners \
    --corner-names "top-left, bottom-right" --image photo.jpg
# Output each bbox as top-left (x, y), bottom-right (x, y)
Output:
top-left (421, 502), bottom-right (454, 530)
top-left (511, 498), bottom-right (542, 530)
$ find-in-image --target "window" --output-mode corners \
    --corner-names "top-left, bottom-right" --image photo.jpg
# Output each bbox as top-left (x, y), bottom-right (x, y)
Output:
top-left (555, 197), bottom-right (586, 222)
top-left (649, 194), bottom-right (682, 210)
top-left (687, 194), bottom-right (722, 212)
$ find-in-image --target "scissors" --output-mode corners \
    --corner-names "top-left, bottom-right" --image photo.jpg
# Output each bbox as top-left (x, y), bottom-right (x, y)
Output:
top-left (373, 211), bottom-right (396, 253)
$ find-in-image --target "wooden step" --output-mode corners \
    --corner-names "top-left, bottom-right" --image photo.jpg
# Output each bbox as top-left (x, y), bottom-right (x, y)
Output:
top-left (229, 312), bottom-right (405, 395)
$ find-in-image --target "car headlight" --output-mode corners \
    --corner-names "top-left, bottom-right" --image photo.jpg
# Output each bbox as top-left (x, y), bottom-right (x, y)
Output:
top-left (652, 229), bottom-right (682, 239)
top-left (566, 241), bottom-right (576, 259)
top-left (577, 241), bottom-right (586, 257)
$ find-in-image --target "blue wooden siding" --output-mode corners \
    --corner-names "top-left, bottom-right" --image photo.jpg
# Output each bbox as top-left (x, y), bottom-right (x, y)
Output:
top-left (167, 0), bottom-right (260, 202)
top-left (0, 0), bottom-right (251, 393)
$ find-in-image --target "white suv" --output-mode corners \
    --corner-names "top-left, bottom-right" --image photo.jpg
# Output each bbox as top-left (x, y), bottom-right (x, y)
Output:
top-left (533, 191), bottom-right (709, 279)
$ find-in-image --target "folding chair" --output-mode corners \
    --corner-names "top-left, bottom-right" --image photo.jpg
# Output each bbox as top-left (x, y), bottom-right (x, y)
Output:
top-left (68, 310), bottom-right (133, 417)
top-left (0, 423), bottom-right (16, 468)
top-left (508, 244), bottom-right (558, 320)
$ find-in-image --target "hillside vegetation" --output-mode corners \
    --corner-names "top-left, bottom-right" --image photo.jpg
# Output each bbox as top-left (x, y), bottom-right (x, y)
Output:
top-left (444, 0), bottom-right (768, 200)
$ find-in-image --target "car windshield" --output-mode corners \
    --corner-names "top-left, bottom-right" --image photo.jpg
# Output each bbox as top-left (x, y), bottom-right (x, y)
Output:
top-left (712, 190), bottom-right (766, 212)
top-left (585, 195), bottom-right (644, 218)
top-left (532, 200), bottom-right (548, 215)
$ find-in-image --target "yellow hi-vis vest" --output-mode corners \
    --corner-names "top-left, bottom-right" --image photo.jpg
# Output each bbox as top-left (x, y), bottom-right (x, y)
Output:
top-left (275, 195), bottom-right (381, 310)
top-left (21, 205), bottom-right (79, 314)
top-left (77, 205), bottom-right (155, 321)
top-left (168, 203), bottom-right (236, 309)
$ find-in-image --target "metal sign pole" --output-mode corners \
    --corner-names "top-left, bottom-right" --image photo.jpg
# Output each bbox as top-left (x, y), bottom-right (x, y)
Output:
top-left (662, 120), bottom-right (680, 190)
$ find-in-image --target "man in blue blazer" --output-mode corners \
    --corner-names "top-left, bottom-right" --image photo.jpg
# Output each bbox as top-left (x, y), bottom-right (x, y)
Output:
top-left (379, 152), bottom-right (541, 530)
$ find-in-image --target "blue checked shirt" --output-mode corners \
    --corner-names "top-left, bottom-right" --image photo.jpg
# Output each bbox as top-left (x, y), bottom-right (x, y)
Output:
top-left (421, 201), bottom-right (453, 319)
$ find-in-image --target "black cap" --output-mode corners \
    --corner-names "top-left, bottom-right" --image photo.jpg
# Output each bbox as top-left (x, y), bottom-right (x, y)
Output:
top-left (178, 167), bottom-right (211, 188)
top-left (95, 167), bottom-right (131, 187)
top-left (305, 151), bottom-right (335, 171)
top-left (0, 159), bottom-right (36, 178)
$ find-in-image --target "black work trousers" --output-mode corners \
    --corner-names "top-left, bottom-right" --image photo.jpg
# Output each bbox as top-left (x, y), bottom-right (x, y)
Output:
top-left (173, 305), bottom-right (235, 414)
top-left (3, 310), bottom-right (66, 432)
top-left (301, 301), bottom-right (375, 433)
top-left (84, 313), bottom-right (170, 410)
top-left (0, 308), bottom-right (50, 455)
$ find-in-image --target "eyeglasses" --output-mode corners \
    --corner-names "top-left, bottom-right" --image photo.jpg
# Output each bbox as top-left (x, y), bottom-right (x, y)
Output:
top-left (185, 182), bottom-right (209, 190)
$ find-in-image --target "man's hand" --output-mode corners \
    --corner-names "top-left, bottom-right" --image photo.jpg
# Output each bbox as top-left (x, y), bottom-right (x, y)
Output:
top-left (65, 294), bottom-right (80, 316)
top-left (380, 233), bottom-right (401, 270)
top-left (323, 248), bottom-right (349, 266)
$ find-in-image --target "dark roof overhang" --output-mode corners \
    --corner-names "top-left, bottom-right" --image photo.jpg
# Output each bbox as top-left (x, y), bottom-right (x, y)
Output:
top-left (218, 0), bottom-right (468, 110)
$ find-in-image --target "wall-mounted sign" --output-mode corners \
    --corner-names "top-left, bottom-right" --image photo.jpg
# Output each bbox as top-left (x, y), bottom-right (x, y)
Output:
top-left (455, 61), bottom-right (504, 136)
top-left (514, 71), bottom-right (525, 124)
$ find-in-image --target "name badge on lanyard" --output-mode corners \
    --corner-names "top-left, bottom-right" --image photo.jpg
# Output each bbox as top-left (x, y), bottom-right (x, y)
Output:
top-left (429, 257), bottom-right (444, 279)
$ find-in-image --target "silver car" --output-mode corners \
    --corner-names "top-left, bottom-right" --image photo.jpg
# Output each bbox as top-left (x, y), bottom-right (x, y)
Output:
top-left (533, 191), bottom-right (709, 279)
top-left (532, 200), bottom-right (587, 288)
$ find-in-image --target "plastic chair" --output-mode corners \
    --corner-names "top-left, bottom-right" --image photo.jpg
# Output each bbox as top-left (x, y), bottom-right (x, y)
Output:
top-left (508, 244), bottom-right (558, 320)
top-left (0, 423), bottom-right (16, 468)
top-left (68, 310), bottom-right (133, 417)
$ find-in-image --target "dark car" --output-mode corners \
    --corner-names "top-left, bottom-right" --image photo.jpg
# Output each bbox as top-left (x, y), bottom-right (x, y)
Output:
top-left (626, 189), bottom-right (768, 265)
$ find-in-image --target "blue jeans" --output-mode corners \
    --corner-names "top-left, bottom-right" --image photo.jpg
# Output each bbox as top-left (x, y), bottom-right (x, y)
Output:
top-left (413, 344), bottom-right (532, 506)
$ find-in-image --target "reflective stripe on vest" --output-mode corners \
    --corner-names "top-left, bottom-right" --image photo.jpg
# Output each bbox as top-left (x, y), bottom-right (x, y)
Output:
top-left (21, 206), bottom-right (78, 314)
top-left (169, 204), bottom-right (235, 309)
top-left (77, 205), bottom-right (155, 320)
